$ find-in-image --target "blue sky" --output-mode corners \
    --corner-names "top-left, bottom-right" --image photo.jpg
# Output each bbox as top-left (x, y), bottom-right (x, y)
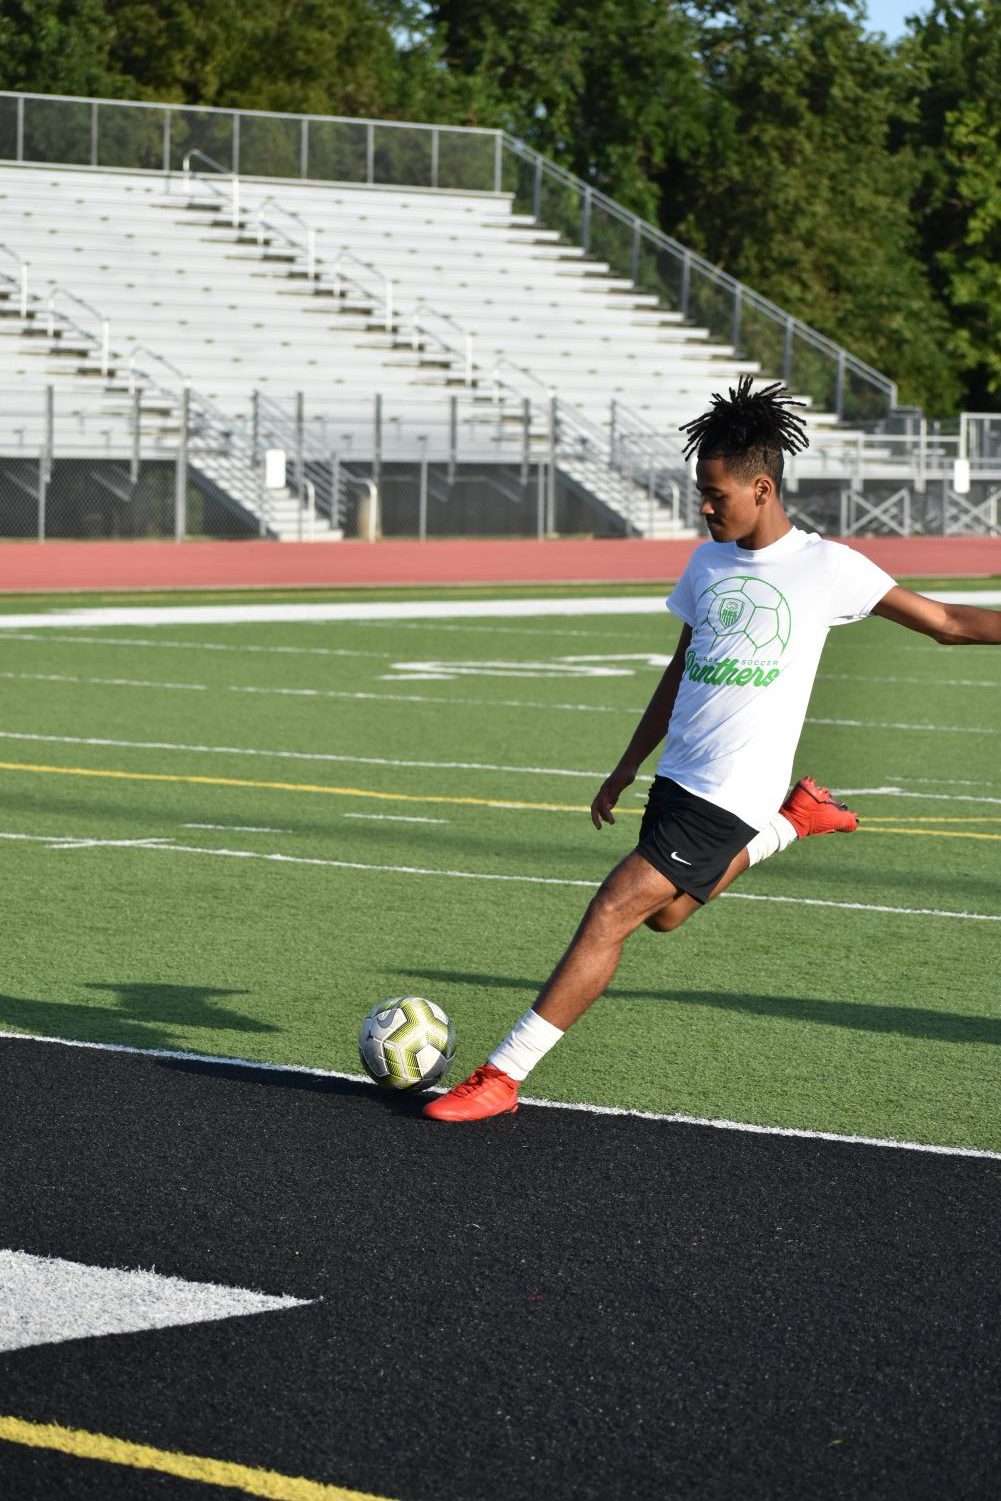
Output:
top-left (864, 0), bottom-right (932, 39)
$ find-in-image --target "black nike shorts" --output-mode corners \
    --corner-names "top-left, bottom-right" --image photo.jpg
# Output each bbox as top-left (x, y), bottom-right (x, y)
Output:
top-left (636, 776), bottom-right (758, 904)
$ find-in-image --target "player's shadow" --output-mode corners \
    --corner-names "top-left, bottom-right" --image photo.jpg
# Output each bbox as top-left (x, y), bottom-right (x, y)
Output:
top-left (399, 968), bottom-right (1001, 1048)
top-left (0, 981), bottom-right (279, 1052)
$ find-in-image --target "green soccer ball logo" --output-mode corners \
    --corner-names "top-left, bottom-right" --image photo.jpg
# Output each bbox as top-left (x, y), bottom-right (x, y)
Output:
top-left (695, 576), bottom-right (792, 654)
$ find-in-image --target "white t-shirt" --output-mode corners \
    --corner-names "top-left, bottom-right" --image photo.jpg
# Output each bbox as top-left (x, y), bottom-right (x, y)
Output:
top-left (659, 527), bottom-right (895, 829)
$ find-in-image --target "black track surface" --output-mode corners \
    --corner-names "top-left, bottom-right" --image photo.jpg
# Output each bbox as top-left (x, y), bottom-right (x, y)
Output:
top-left (1, 1036), bottom-right (1000, 1501)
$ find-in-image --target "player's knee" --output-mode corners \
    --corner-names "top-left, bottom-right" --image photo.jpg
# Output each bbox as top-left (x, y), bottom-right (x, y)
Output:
top-left (587, 885), bottom-right (639, 939)
top-left (644, 904), bottom-right (688, 933)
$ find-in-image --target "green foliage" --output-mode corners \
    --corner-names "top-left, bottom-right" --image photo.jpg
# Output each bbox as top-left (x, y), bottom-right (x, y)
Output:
top-left (0, 0), bottom-right (121, 95)
top-left (657, 1), bottom-right (959, 413)
top-left (428, 0), bottom-right (708, 220)
top-left (901, 2), bottom-right (1001, 408)
top-left (101, 0), bottom-right (406, 115)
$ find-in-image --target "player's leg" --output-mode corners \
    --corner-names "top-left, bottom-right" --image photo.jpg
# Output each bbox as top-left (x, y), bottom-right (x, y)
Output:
top-left (643, 775), bottom-right (858, 933)
top-left (423, 852), bottom-right (680, 1121)
top-left (530, 851), bottom-right (685, 1031)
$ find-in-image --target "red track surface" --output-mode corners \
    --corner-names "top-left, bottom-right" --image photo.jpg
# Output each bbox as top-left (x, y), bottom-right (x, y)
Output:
top-left (1, 536), bottom-right (999, 594)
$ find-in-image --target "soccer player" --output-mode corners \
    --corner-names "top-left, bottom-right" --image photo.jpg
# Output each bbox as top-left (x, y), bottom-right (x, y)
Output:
top-left (424, 377), bottom-right (1001, 1122)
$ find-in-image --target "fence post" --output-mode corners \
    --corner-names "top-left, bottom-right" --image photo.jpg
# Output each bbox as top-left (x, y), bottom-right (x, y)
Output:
top-left (537, 457), bottom-right (545, 540)
top-left (295, 390), bottom-right (305, 541)
top-left (532, 158), bottom-right (542, 221)
top-left (300, 118), bottom-right (309, 180)
top-left (520, 398), bottom-right (531, 488)
top-left (680, 251), bottom-right (691, 319)
top-left (581, 188), bottom-right (592, 253)
top-left (630, 220), bottom-right (641, 285)
top-left (174, 385), bottom-right (188, 541)
top-left (494, 134), bottom-right (503, 194)
top-left (834, 349), bottom-right (846, 421)
top-left (366, 122), bottom-right (375, 184)
top-left (418, 435), bottom-right (429, 541)
top-left (373, 393), bottom-right (383, 497)
top-left (547, 396), bottom-right (557, 535)
top-left (90, 101), bottom-right (98, 167)
top-left (448, 395), bottom-right (458, 486)
top-left (130, 385), bottom-right (141, 486)
top-left (782, 317), bottom-right (794, 385)
top-left (38, 384), bottom-right (53, 542)
top-left (16, 96), bottom-right (24, 162)
top-left (163, 110), bottom-right (171, 177)
top-left (431, 127), bottom-right (439, 190)
top-left (331, 451), bottom-right (340, 532)
top-left (731, 285), bottom-right (742, 353)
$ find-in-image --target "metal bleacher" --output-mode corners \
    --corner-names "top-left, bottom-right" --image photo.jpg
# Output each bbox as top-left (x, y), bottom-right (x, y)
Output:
top-left (4, 90), bottom-right (992, 543)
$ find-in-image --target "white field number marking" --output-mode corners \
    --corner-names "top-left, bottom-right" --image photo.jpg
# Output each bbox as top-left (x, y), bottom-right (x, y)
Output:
top-left (380, 654), bottom-right (670, 682)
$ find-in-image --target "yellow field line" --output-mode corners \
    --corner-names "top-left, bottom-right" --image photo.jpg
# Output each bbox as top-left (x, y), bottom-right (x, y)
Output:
top-left (861, 815), bottom-right (1001, 824)
top-left (861, 826), bottom-right (1001, 843)
top-left (0, 1414), bottom-right (392, 1500)
top-left (1, 758), bottom-right (1000, 841)
top-left (0, 759), bottom-right (613, 815)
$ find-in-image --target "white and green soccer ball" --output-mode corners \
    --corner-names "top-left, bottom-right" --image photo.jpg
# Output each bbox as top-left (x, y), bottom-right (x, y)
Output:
top-left (696, 575), bottom-right (792, 655)
top-left (358, 996), bottom-right (456, 1092)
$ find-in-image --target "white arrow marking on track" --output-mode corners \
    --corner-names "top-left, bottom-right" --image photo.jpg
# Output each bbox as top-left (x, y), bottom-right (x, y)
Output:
top-left (0, 1249), bottom-right (311, 1353)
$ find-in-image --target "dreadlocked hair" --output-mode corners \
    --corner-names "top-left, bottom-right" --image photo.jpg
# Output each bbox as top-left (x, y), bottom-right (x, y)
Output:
top-left (679, 375), bottom-right (809, 491)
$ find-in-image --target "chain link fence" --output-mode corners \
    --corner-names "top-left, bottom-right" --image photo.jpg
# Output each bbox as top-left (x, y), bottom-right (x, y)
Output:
top-left (3, 384), bottom-right (1000, 542)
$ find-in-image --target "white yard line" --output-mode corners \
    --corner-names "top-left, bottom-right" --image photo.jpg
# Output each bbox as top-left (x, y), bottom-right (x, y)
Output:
top-left (810, 715), bottom-right (996, 736)
top-left (0, 633), bottom-right (395, 658)
top-left (0, 827), bottom-right (998, 922)
top-left (0, 1028), bottom-right (997, 1164)
top-left (0, 729), bottom-right (610, 780)
top-left (343, 813), bottom-right (450, 824)
top-left (182, 823), bottom-right (292, 833)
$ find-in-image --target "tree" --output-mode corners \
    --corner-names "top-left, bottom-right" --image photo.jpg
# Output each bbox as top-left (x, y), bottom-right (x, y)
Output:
top-left (0, 0), bottom-right (120, 95)
top-left (659, 0), bottom-right (959, 413)
top-left (427, 0), bottom-right (708, 220)
top-left (899, 2), bottom-right (1001, 407)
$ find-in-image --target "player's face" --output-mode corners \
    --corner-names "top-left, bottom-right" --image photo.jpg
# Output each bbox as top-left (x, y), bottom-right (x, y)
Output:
top-left (695, 457), bottom-right (767, 544)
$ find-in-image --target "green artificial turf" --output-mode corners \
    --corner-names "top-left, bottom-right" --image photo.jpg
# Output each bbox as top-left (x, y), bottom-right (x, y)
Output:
top-left (0, 591), bottom-right (999, 1150)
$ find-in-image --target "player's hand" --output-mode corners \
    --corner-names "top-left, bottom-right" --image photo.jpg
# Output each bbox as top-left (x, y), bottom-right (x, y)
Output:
top-left (591, 765), bottom-right (636, 829)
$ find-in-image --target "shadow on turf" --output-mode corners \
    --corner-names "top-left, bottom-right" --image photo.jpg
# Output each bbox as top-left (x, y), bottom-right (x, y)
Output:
top-left (153, 1056), bottom-right (432, 1117)
top-left (398, 968), bottom-right (1001, 1047)
top-left (0, 982), bottom-right (279, 1051)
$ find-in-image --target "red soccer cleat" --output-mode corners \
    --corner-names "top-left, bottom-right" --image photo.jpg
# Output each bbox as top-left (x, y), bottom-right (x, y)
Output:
top-left (781, 775), bottom-right (858, 837)
top-left (423, 1063), bottom-right (520, 1122)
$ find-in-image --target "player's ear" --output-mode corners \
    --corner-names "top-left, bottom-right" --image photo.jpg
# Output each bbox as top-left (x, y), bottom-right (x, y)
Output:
top-left (753, 472), bottom-right (774, 506)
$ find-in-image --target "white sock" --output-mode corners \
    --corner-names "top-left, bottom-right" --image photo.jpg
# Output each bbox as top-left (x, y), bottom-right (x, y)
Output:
top-left (745, 813), bottom-right (798, 868)
top-left (488, 1009), bottom-right (564, 1082)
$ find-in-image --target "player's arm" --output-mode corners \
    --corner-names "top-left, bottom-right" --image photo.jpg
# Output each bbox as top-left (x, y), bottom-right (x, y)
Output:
top-left (873, 586), bottom-right (1001, 645)
top-left (591, 624), bottom-right (692, 829)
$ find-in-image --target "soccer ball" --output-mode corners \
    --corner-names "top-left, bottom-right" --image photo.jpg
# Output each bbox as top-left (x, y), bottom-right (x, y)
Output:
top-left (696, 575), bottom-right (792, 656)
top-left (358, 996), bottom-right (456, 1092)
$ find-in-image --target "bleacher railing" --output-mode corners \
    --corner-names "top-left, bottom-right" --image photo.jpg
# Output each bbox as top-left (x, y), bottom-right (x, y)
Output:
top-left (0, 89), bottom-right (898, 426)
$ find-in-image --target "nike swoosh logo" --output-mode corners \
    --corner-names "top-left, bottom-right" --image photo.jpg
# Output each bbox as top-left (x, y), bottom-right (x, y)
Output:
top-left (670, 851), bottom-right (692, 865)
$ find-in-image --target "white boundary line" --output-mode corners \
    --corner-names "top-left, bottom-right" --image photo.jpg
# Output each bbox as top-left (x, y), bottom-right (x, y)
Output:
top-left (0, 587), bottom-right (996, 631)
top-left (0, 1027), bottom-right (997, 1164)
